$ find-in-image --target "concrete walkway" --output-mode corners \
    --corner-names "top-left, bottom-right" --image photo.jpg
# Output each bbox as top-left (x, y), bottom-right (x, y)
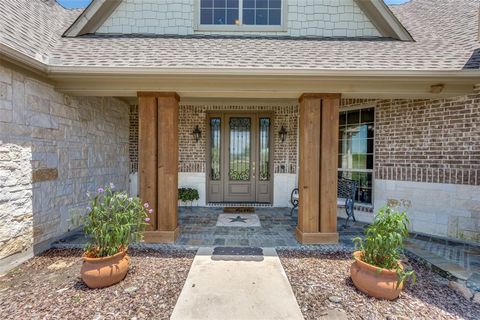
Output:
top-left (171, 247), bottom-right (304, 320)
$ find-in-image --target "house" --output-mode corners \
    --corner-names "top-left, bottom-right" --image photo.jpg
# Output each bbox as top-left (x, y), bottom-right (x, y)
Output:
top-left (0, 0), bottom-right (479, 272)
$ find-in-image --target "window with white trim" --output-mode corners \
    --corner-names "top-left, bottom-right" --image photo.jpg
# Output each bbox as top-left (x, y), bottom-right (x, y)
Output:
top-left (199, 0), bottom-right (283, 27)
top-left (338, 108), bottom-right (375, 204)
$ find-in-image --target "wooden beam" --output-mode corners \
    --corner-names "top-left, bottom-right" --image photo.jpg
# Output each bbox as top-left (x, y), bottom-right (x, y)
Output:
top-left (138, 96), bottom-right (158, 230)
top-left (157, 94), bottom-right (180, 241)
top-left (296, 93), bottom-right (341, 244)
top-left (297, 94), bottom-right (321, 236)
top-left (320, 97), bottom-right (340, 234)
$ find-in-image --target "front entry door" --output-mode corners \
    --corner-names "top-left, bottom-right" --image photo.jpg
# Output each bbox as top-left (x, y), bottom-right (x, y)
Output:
top-left (224, 114), bottom-right (256, 202)
top-left (207, 112), bottom-right (273, 203)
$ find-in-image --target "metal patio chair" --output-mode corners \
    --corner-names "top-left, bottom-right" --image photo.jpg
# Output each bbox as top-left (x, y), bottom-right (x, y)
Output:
top-left (289, 178), bottom-right (358, 228)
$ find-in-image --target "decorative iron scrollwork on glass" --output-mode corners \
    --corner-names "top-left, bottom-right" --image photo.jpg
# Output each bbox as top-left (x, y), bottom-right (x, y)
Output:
top-left (210, 118), bottom-right (221, 181)
top-left (229, 117), bottom-right (251, 181)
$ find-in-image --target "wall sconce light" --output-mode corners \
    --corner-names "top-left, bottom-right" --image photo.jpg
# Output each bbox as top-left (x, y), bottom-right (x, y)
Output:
top-left (192, 125), bottom-right (202, 143)
top-left (278, 126), bottom-right (288, 142)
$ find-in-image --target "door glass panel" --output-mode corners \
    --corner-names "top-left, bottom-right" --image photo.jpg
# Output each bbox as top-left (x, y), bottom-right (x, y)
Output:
top-left (210, 118), bottom-right (221, 180)
top-left (229, 117), bottom-right (251, 181)
top-left (259, 118), bottom-right (270, 181)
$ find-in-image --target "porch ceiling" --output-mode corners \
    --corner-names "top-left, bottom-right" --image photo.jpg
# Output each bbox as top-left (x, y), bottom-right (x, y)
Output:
top-left (50, 71), bottom-right (479, 99)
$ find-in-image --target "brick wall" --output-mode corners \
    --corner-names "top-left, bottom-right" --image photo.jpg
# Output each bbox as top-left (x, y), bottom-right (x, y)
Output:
top-left (129, 104), bottom-right (138, 173)
top-left (129, 103), bottom-right (298, 174)
top-left (179, 104), bottom-right (298, 174)
top-left (375, 86), bottom-right (480, 186)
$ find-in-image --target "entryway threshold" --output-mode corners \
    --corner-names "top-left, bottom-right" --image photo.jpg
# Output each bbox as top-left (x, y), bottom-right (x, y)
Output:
top-left (170, 247), bottom-right (304, 320)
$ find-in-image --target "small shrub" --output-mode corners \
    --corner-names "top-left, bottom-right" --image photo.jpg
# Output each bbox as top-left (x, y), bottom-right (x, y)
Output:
top-left (178, 187), bottom-right (200, 204)
top-left (82, 185), bottom-right (150, 258)
top-left (353, 205), bottom-right (416, 286)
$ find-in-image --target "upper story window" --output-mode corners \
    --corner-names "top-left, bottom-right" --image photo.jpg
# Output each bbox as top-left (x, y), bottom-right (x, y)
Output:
top-left (198, 0), bottom-right (285, 31)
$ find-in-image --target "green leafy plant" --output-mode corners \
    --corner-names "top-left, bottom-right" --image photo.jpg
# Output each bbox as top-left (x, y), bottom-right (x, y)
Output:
top-left (82, 185), bottom-right (150, 258)
top-left (353, 205), bottom-right (416, 287)
top-left (178, 187), bottom-right (200, 205)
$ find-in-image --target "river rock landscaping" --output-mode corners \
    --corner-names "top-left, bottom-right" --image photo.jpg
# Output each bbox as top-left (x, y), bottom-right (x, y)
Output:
top-left (278, 250), bottom-right (480, 320)
top-left (0, 249), bottom-right (194, 320)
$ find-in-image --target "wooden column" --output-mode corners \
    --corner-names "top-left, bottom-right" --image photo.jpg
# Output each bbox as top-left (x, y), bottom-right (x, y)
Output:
top-left (138, 92), bottom-right (180, 243)
top-left (138, 96), bottom-right (158, 231)
top-left (296, 93), bottom-right (340, 244)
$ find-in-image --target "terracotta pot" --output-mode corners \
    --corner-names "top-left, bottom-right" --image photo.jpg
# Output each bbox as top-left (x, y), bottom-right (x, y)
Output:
top-left (81, 250), bottom-right (130, 289)
top-left (350, 251), bottom-right (404, 300)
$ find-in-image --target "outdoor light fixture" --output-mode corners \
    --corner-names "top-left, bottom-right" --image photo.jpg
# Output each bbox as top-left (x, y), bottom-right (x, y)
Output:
top-left (192, 125), bottom-right (202, 142)
top-left (278, 126), bottom-right (288, 142)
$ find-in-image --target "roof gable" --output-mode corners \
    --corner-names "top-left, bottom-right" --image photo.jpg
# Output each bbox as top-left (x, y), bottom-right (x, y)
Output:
top-left (63, 0), bottom-right (412, 40)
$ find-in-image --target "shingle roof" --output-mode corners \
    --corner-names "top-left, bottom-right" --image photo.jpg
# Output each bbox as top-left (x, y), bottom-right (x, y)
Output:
top-left (1, 0), bottom-right (479, 72)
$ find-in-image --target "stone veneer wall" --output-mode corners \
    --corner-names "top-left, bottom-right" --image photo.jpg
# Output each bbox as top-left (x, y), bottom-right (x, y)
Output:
top-left (96, 0), bottom-right (380, 37)
top-left (0, 64), bottom-right (129, 272)
top-left (341, 86), bottom-right (480, 241)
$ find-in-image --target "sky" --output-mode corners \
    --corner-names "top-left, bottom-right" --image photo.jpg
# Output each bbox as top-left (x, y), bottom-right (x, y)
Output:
top-left (57, 0), bottom-right (409, 9)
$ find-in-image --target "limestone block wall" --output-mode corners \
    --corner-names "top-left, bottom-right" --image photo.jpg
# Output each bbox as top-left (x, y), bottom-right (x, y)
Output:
top-left (96, 0), bottom-right (380, 37)
top-left (0, 64), bottom-right (130, 272)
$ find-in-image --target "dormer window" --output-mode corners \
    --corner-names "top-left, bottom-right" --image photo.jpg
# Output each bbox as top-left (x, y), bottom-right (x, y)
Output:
top-left (197, 0), bottom-right (285, 31)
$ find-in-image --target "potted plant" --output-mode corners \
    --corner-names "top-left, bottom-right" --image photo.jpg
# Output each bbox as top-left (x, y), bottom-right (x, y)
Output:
top-left (80, 185), bottom-right (151, 289)
top-left (178, 187), bottom-right (200, 206)
top-left (351, 205), bottom-right (416, 300)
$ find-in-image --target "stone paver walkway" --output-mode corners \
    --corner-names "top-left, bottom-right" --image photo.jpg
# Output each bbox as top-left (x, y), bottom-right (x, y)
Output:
top-left (170, 247), bottom-right (304, 320)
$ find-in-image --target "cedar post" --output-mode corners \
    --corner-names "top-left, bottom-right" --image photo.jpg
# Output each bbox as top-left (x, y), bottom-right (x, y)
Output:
top-left (296, 93), bottom-right (340, 244)
top-left (138, 92), bottom-right (180, 243)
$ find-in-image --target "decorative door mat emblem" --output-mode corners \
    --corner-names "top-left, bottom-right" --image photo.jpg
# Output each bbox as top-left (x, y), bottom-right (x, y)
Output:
top-left (223, 207), bottom-right (255, 213)
top-left (216, 214), bottom-right (261, 227)
top-left (211, 246), bottom-right (264, 262)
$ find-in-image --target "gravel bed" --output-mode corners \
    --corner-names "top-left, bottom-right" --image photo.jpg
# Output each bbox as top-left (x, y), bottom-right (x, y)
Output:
top-left (278, 250), bottom-right (480, 320)
top-left (0, 248), bottom-right (195, 320)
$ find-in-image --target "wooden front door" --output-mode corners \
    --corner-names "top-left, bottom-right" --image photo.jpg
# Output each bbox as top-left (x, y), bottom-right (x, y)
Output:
top-left (207, 112), bottom-right (273, 204)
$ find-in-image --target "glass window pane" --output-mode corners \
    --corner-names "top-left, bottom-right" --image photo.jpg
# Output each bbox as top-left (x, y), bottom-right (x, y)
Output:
top-left (210, 118), bottom-right (221, 181)
top-left (367, 123), bottom-right (374, 138)
top-left (214, 0), bottom-right (227, 7)
top-left (255, 9), bottom-right (268, 24)
top-left (269, 0), bottom-right (282, 9)
top-left (201, 9), bottom-right (213, 24)
top-left (201, 0), bottom-right (213, 7)
top-left (367, 155), bottom-right (374, 170)
top-left (268, 9), bottom-right (281, 25)
top-left (353, 154), bottom-right (366, 169)
top-left (214, 9), bottom-right (227, 24)
top-left (243, 9), bottom-right (255, 24)
top-left (259, 118), bottom-right (270, 181)
top-left (339, 112), bottom-right (347, 126)
top-left (227, 0), bottom-right (239, 8)
top-left (227, 9), bottom-right (239, 24)
top-left (229, 118), bottom-right (251, 181)
top-left (361, 108), bottom-right (375, 123)
top-left (243, 0), bottom-right (255, 8)
top-left (367, 139), bottom-right (374, 154)
top-left (256, 0), bottom-right (268, 8)
top-left (346, 110), bottom-right (360, 124)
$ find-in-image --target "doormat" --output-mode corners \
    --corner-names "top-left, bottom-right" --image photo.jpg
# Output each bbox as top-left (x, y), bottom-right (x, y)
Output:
top-left (211, 246), bottom-right (264, 262)
top-left (223, 207), bottom-right (255, 213)
top-left (216, 214), bottom-right (261, 227)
